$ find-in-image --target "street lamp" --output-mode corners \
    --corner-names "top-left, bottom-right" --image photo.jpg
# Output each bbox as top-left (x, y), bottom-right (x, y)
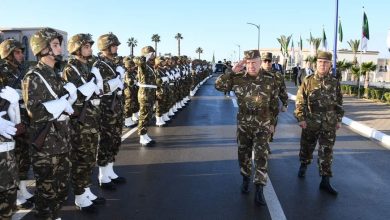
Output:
top-left (387, 29), bottom-right (390, 52)
top-left (235, 44), bottom-right (241, 61)
top-left (247, 22), bottom-right (260, 52)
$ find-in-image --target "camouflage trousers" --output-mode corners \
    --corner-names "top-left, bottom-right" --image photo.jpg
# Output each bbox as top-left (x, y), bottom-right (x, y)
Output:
top-left (32, 152), bottom-right (71, 219)
top-left (14, 132), bottom-right (31, 180)
top-left (0, 187), bottom-right (17, 220)
top-left (97, 94), bottom-right (123, 167)
top-left (237, 121), bottom-right (271, 185)
top-left (137, 98), bottom-right (154, 135)
top-left (124, 87), bottom-right (139, 118)
top-left (299, 127), bottom-right (336, 176)
top-left (70, 119), bottom-right (99, 195)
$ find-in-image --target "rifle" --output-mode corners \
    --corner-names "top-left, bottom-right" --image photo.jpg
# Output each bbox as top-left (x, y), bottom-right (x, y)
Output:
top-left (110, 92), bottom-right (117, 113)
top-left (77, 101), bottom-right (89, 125)
top-left (32, 121), bottom-right (53, 150)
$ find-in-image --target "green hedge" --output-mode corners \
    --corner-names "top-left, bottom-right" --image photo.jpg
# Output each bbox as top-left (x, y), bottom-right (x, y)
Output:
top-left (341, 84), bottom-right (390, 103)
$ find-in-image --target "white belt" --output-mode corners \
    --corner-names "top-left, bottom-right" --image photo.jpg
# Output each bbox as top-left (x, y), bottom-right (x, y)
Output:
top-left (90, 99), bottom-right (100, 106)
top-left (20, 104), bottom-right (26, 109)
top-left (0, 142), bottom-right (15, 153)
top-left (104, 92), bottom-right (112, 96)
top-left (57, 114), bottom-right (69, 122)
top-left (137, 83), bottom-right (157, 89)
top-left (169, 83), bottom-right (175, 86)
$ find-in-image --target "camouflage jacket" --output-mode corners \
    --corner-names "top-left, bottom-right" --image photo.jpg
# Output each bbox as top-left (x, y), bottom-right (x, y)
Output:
top-left (136, 62), bottom-right (156, 101)
top-left (124, 68), bottom-right (138, 98)
top-left (22, 61), bottom-right (71, 155)
top-left (271, 70), bottom-right (288, 108)
top-left (295, 72), bottom-right (344, 124)
top-left (93, 55), bottom-right (121, 95)
top-left (215, 69), bottom-right (278, 125)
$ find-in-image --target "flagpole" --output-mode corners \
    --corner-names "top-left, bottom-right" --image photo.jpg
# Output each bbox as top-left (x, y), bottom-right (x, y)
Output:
top-left (358, 6), bottom-right (364, 99)
top-left (332, 0), bottom-right (339, 75)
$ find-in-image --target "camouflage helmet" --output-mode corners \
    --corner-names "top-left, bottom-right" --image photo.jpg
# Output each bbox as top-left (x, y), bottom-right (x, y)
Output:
top-left (123, 56), bottom-right (135, 68)
top-left (30, 28), bottom-right (63, 56)
top-left (67, 33), bottom-right (94, 55)
top-left (154, 56), bottom-right (166, 66)
top-left (141, 46), bottom-right (155, 56)
top-left (97, 33), bottom-right (121, 51)
top-left (0, 39), bottom-right (25, 59)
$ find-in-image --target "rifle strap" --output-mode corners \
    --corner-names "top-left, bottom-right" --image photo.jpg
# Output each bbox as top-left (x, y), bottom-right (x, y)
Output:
top-left (69, 64), bottom-right (87, 84)
top-left (100, 60), bottom-right (117, 77)
top-left (32, 71), bottom-right (58, 99)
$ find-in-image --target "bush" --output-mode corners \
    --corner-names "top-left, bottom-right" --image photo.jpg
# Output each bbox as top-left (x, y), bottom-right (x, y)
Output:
top-left (384, 92), bottom-right (390, 103)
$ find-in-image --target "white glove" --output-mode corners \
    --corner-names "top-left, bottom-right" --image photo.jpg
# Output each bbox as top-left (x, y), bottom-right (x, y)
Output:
top-left (116, 66), bottom-right (125, 80)
top-left (0, 111), bottom-right (16, 139)
top-left (78, 77), bottom-right (97, 101)
top-left (42, 94), bottom-right (70, 119)
top-left (107, 76), bottom-right (121, 92)
top-left (7, 102), bottom-right (21, 124)
top-left (15, 89), bottom-right (23, 100)
top-left (118, 77), bottom-right (124, 90)
top-left (91, 67), bottom-right (104, 94)
top-left (161, 77), bottom-right (169, 83)
top-left (0, 86), bottom-right (20, 104)
top-left (64, 82), bottom-right (77, 105)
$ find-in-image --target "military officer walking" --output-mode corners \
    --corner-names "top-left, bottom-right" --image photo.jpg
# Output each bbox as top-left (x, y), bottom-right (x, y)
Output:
top-left (295, 51), bottom-right (344, 195)
top-left (215, 50), bottom-right (278, 206)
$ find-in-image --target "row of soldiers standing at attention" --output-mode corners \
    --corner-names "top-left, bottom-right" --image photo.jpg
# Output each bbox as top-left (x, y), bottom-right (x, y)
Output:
top-left (0, 28), bottom-right (212, 219)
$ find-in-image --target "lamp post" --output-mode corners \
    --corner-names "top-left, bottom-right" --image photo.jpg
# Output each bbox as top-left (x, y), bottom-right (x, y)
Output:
top-left (247, 22), bottom-right (260, 52)
top-left (235, 44), bottom-right (241, 61)
top-left (387, 29), bottom-right (390, 52)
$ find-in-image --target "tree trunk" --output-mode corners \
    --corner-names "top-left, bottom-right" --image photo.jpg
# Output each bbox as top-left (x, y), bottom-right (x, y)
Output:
top-left (198, 53), bottom-right (200, 59)
top-left (363, 72), bottom-right (370, 98)
top-left (178, 40), bottom-right (181, 56)
top-left (155, 42), bottom-right (158, 56)
top-left (131, 46), bottom-right (134, 56)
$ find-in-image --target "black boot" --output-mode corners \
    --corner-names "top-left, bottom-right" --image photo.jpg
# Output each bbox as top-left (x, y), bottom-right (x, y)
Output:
top-left (320, 176), bottom-right (338, 195)
top-left (99, 181), bottom-right (116, 191)
top-left (254, 185), bottom-right (266, 206)
top-left (298, 163), bottom-right (307, 178)
top-left (111, 176), bottom-right (126, 184)
top-left (91, 196), bottom-right (106, 205)
top-left (241, 176), bottom-right (250, 194)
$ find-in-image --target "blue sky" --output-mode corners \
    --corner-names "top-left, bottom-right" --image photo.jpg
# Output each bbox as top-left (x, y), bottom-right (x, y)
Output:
top-left (1, 0), bottom-right (389, 61)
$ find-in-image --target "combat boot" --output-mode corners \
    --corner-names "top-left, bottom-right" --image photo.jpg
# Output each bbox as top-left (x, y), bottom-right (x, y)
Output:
top-left (132, 112), bottom-right (139, 121)
top-left (107, 162), bottom-right (126, 184)
top-left (19, 180), bottom-right (34, 203)
top-left (241, 176), bottom-right (250, 194)
top-left (162, 113), bottom-right (170, 122)
top-left (155, 116), bottom-right (166, 127)
top-left (75, 191), bottom-right (97, 213)
top-left (320, 176), bottom-right (338, 195)
top-left (84, 187), bottom-right (106, 205)
top-left (254, 185), bottom-right (266, 206)
top-left (124, 117), bottom-right (136, 127)
top-left (298, 163), bottom-right (307, 178)
top-left (98, 166), bottom-right (116, 190)
top-left (168, 108), bottom-right (175, 116)
top-left (16, 191), bottom-right (33, 209)
top-left (144, 133), bottom-right (156, 145)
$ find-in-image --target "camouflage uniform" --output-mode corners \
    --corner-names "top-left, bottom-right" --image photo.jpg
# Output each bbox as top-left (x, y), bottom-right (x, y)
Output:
top-left (0, 98), bottom-right (18, 219)
top-left (215, 65), bottom-right (277, 185)
top-left (123, 56), bottom-right (139, 121)
top-left (269, 70), bottom-right (288, 140)
top-left (22, 28), bottom-right (72, 219)
top-left (295, 70), bottom-right (344, 176)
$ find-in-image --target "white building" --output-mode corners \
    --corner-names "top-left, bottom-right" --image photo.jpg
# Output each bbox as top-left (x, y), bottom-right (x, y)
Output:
top-left (0, 27), bottom-right (68, 62)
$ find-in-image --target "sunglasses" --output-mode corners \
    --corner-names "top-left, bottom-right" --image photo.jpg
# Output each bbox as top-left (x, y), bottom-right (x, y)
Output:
top-left (263, 60), bottom-right (272, 63)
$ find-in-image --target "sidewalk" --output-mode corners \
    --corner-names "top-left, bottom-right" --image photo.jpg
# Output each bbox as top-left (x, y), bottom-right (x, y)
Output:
top-left (285, 80), bottom-right (390, 136)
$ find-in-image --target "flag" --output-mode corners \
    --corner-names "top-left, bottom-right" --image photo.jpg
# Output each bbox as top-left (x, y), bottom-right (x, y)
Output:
top-left (361, 12), bottom-right (370, 52)
top-left (291, 40), bottom-right (295, 61)
top-left (299, 35), bottom-right (303, 51)
top-left (322, 28), bottom-right (328, 51)
top-left (338, 20), bottom-right (343, 42)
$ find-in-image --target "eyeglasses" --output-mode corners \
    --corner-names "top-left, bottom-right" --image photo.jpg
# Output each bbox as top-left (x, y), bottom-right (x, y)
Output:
top-left (263, 60), bottom-right (272, 63)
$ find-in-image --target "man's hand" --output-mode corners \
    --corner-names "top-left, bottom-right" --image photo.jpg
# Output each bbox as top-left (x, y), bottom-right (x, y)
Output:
top-left (232, 59), bottom-right (246, 73)
top-left (336, 122), bottom-right (341, 130)
top-left (299, 121), bottom-right (307, 129)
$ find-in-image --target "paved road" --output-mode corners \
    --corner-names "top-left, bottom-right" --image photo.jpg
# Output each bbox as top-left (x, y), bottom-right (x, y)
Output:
top-left (20, 76), bottom-right (390, 220)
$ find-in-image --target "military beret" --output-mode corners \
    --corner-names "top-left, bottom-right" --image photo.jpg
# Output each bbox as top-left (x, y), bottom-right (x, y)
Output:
top-left (261, 52), bottom-right (272, 61)
top-left (317, 51), bottom-right (332, 61)
top-left (244, 50), bottom-right (260, 59)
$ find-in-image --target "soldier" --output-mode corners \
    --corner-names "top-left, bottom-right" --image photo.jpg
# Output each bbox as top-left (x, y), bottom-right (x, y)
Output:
top-left (295, 51), bottom-right (344, 195)
top-left (0, 87), bottom-right (20, 220)
top-left (265, 53), bottom-right (288, 144)
top-left (215, 50), bottom-right (278, 206)
top-left (22, 28), bottom-right (77, 219)
top-left (92, 33), bottom-right (126, 190)
top-left (133, 46), bottom-right (157, 146)
top-left (154, 56), bottom-right (168, 127)
top-left (123, 56), bottom-right (139, 127)
top-left (0, 39), bottom-right (34, 209)
top-left (63, 33), bottom-right (106, 212)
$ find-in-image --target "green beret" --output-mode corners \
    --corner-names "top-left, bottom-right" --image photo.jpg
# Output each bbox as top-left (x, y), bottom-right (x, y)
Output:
top-left (317, 51), bottom-right (332, 61)
top-left (244, 50), bottom-right (260, 59)
top-left (261, 52), bottom-right (272, 61)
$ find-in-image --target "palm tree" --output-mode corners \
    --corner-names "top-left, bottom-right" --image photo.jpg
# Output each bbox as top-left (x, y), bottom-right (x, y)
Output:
top-left (151, 34), bottom-right (161, 55)
top-left (336, 59), bottom-right (353, 80)
top-left (127, 37), bottom-right (137, 56)
top-left (347, 39), bottom-right (360, 65)
top-left (311, 38), bottom-right (322, 55)
top-left (195, 47), bottom-right (203, 59)
top-left (175, 33), bottom-right (183, 56)
top-left (360, 61), bottom-right (377, 98)
top-left (276, 35), bottom-right (292, 73)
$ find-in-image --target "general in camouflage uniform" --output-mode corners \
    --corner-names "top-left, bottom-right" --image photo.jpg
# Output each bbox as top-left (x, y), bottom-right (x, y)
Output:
top-left (92, 33), bottom-right (126, 190)
top-left (22, 28), bottom-right (75, 219)
top-left (295, 51), bottom-right (344, 195)
top-left (123, 56), bottom-right (139, 127)
top-left (0, 90), bottom-right (19, 220)
top-left (215, 50), bottom-right (278, 206)
top-left (63, 33), bottom-right (106, 212)
top-left (134, 46), bottom-right (157, 146)
top-left (0, 39), bottom-right (34, 209)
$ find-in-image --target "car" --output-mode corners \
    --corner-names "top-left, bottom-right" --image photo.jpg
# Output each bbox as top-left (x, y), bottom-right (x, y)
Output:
top-left (214, 63), bottom-right (225, 74)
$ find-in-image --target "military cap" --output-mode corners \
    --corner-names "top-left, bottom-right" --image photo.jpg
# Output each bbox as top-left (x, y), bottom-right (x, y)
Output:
top-left (244, 50), bottom-right (260, 59)
top-left (0, 39), bottom-right (25, 59)
top-left (317, 51), bottom-right (332, 61)
top-left (141, 46), bottom-right (155, 56)
top-left (261, 52), bottom-right (272, 61)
